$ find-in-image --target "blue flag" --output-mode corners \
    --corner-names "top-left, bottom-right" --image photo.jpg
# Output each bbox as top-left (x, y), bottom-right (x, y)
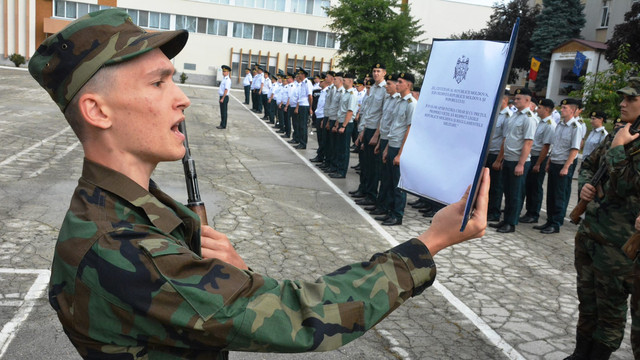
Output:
top-left (572, 51), bottom-right (587, 76)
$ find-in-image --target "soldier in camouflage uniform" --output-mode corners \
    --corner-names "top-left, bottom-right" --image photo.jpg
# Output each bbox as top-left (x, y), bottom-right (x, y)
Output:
top-left (29, 9), bottom-right (491, 359)
top-left (565, 78), bottom-right (640, 360)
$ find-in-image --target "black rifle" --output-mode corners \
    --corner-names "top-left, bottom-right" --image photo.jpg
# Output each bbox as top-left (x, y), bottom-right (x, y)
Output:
top-left (570, 115), bottom-right (640, 224)
top-left (179, 121), bottom-right (207, 256)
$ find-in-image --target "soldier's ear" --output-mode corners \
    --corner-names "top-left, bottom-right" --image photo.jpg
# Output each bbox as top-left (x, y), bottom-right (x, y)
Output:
top-left (78, 92), bottom-right (112, 130)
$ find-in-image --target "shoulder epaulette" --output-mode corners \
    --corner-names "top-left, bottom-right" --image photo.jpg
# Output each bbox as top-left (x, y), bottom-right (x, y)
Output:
top-left (547, 119), bottom-right (552, 125)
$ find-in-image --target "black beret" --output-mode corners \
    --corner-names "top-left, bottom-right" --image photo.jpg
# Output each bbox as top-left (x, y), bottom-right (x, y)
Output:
top-left (504, 89), bottom-right (511, 96)
top-left (386, 73), bottom-right (399, 82)
top-left (335, 71), bottom-right (344, 77)
top-left (365, 79), bottom-right (374, 86)
top-left (343, 73), bottom-right (355, 79)
top-left (398, 72), bottom-right (415, 83)
top-left (221, 65), bottom-right (231, 71)
top-left (590, 111), bottom-right (607, 119)
top-left (412, 86), bottom-right (421, 93)
top-left (297, 67), bottom-right (308, 76)
top-left (514, 87), bottom-right (532, 96)
top-left (287, 72), bottom-right (294, 78)
top-left (326, 70), bottom-right (336, 77)
top-left (537, 98), bottom-right (555, 108)
top-left (561, 98), bottom-right (581, 106)
top-left (372, 63), bottom-right (386, 70)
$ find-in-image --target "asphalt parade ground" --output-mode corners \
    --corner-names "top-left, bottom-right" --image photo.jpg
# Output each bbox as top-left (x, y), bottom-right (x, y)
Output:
top-left (0, 66), bottom-right (632, 359)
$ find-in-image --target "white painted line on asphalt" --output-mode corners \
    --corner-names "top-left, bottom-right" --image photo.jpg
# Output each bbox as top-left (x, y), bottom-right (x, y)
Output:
top-left (28, 139), bottom-right (81, 178)
top-left (0, 127), bottom-right (71, 167)
top-left (432, 281), bottom-right (526, 360)
top-left (0, 268), bottom-right (50, 358)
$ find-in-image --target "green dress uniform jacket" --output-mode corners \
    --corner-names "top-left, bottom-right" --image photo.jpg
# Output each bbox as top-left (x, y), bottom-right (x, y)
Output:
top-left (50, 159), bottom-right (438, 359)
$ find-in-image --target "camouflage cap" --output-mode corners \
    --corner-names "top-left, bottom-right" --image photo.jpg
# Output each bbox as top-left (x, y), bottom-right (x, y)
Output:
top-left (617, 77), bottom-right (640, 96)
top-left (29, 9), bottom-right (188, 112)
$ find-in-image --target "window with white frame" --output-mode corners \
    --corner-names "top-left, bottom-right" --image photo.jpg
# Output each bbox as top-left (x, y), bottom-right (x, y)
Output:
top-left (263, 25), bottom-right (283, 42)
top-left (288, 28), bottom-right (308, 45)
top-left (176, 15), bottom-right (197, 32)
top-left (54, 1), bottom-right (107, 19)
top-left (233, 23), bottom-right (254, 39)
top-left (600, 2), bottom-right (610, 27)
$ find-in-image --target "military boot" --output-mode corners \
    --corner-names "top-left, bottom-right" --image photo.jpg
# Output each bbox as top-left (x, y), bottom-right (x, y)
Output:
top-left (563, 334), bottom-right (592, 360)
top-left (588, 341), bottom-right (612, 360)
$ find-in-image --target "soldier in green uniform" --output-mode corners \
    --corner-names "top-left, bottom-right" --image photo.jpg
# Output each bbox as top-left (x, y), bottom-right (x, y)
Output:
top-left (565, 78), bottom-right (640, 360)
top-left (29, 9), bottom-right (491, 359)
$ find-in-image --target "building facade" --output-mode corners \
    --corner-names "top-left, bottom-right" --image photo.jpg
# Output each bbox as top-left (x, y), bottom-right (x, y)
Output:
top-left (1, 0), bottom-right (492, 85)
top-left (531, 0), bottom-right (638, 103)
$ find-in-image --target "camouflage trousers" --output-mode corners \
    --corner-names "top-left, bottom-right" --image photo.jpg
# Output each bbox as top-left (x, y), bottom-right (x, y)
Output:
top-left (574, 233), bottom-right (634, 351)
top-left (631, 259), bottom-right (640, 358)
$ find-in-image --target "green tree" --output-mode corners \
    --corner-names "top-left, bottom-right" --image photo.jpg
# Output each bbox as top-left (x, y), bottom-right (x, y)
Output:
top-left (529, 0), bottom-right (585, 91)
top-left (569, 44), bottom-right (640, 120)
top-left (325, 0), bottom-right (426, 76)
top-left (451, 0), bottom-right (540, 82)
top-left (605, 2), bottom-right (640, 65)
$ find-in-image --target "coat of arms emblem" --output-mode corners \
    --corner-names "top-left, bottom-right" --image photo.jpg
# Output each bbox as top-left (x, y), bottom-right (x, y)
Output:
top-left (454, 55), bottom-right (469, 84)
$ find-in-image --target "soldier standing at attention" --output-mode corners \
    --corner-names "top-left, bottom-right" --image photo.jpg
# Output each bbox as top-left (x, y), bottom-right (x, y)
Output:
top-left (294, 67), bottom-right (313, 150)
top-left (251, 66), bottom-right (264, 113)
top-left (329, 73), bottom-right (358, 178)
top-left (354, 64), bottom-right (387, 207)
top-left (582, 111), bottom-right (608, 160)
top-left (369, 74), bottom-right (400, 219)
top-left (487, 91), bottom-right (512, 222)
top-left (286, 72), bottom-right (300, 144)
top-left (310, 73), bottom-right (329, 164)
top-left (520, 98), bottom-right (556, 224)
top-left (30, 10), bottom-right (491, 358)
top-left (565, 78), bottom-right (640, 360)
top-left (242, 68), bottom-right (252, 105)
top-left (217, 65), bottom-right (231, 130)
top-left (320, 72), bottom-right (342, 174)
top-left (381, 73), bottom-right (417, 226)
top-left (313, 71), bottom-right (335, 166)
top-left (535, 98), bottom-right (582, 234)
top-left (489, 88), bottom-right (536, 233)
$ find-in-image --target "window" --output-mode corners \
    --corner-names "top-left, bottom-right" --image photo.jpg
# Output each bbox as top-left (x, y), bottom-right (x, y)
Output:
top-left (127, 9), bottom-right (138, 25)
top-left (600, 3), bottom-right (610, 27)
top-left (263, 25), bottom-right (283, 42)
top-left (197, 18), bottom-right (207, 33)
top-left (315, 31), bottom-right (336, 48)
top-left (254, 25), bottom-right (263, 40)
top-left (326, 33), bottom-right (336, 48)
top-left (288, 29), bottom-right (308, 45)
top-left (207, 19), bottom-right (228, 36)
top-left (233, 23), bottom-right (254, 39)
top-left (138, 11), bottom-right (149, 27)
top-left (77, 3), bottom-right (88, 17)
top-left (409, 43), bottom-right (431, 52)
top-left (55, 0), bottom-right (65, 17)
top-left (176, 15), bottom-right (197, 32)
top-left (65, 2), bottom-right (77, 18)
top-left (148, 12), bottom-right (170, 30)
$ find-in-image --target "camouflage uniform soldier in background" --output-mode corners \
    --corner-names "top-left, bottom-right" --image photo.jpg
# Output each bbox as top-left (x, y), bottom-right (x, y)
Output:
top-left (565, 78), bottom-right (640, 360)
top-left (30, 9), bottom-right (491, 359)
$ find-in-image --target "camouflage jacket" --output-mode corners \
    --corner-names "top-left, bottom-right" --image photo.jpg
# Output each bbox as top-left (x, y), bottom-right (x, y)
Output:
top-left (50, 159), bottom-right (437, 359)
top-left (578, 134), bottom-right (640, 247)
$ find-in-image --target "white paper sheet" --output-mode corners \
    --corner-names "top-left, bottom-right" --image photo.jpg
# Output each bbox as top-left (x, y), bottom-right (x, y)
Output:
top-left (399, 39), bottom-right (509, 206)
